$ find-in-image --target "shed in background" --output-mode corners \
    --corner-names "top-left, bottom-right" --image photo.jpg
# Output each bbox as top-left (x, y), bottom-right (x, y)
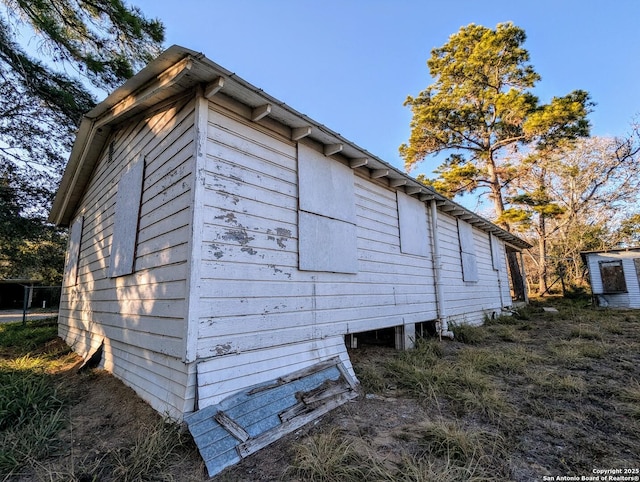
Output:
top-left (581, 248), bottom-right (640, 308)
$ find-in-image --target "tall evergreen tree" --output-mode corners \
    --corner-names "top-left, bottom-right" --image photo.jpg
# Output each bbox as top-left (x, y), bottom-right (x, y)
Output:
top-left (401, 22), bottom-right (591, 229)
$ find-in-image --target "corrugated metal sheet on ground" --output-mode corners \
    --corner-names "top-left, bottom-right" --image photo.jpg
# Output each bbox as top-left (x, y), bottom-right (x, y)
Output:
top-left (185, 356), bottom-right (358, 477)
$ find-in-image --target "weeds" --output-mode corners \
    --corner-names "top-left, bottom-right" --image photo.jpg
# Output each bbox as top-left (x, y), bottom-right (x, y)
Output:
top-left (450, 322), bottom-right (486, 344)
top-left (617, 379), bottom-right (640, 419)
top-left (384, 348), bottom-right (510, 421)
top-left (393, 451), bottom-right (498, 482)
top-left (288, 425), bottom-right (502, 482)
top-left (549, 339), bottom-right (607, 363)
top-left (111, 419), bottom-right (188, 482)
top-left (485, 324), bottom-right (522, 342)
top-left (0, 342), bottom-right (67, 475)
top-left (288, 429), bottom-right (370, 482)
top-left (457, 346), bottom-right (540, 375)
top-left (569, 325), bottom-right (603, 340)
top-left (0, 317), bottom-right (59, 353)
top-left (2, 299), bottom-right (640, 480)
top-left (415, 419), bottom-right (498, 462)
top-left (353, 364), bottom-right (387, 394)
top-left (527, 370), bottom-right (587, 395)
top-left (483, 313), bottom-right (521, 326)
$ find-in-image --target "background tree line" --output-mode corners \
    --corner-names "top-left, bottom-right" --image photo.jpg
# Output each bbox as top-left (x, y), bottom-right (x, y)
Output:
top-left (402, 22), bottom-right (640, 296)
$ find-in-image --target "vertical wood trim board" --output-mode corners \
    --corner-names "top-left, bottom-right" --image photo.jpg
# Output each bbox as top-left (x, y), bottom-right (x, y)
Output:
top-left (183, 91), bottom-right (209, 364)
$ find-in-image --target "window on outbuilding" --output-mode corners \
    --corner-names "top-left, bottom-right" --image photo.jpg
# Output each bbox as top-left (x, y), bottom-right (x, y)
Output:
top-left (599, 260), bottom-right (627, 293)
top-left (458, 219), bottom-right (478, 282)
top-left (634, 258), bottom-right (640, 286)
top-left (109, 156), bottom-right (145, 278)
top-left (297, 143), bottom-right (357, 273)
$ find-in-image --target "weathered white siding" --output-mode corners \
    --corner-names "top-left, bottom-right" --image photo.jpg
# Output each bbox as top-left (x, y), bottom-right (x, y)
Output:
top-left (584, 251), bottom-right (640, 308)
top-left (197, 335), bottom-right (352, 407)
top-left (192, 101), bottom-right (438, 393)
top-left (52, 48), bottom-right (530, 426)
top-left (436, 212), bottom-right (510, 325)
top-left (58, 95), bottom-right (197, 417)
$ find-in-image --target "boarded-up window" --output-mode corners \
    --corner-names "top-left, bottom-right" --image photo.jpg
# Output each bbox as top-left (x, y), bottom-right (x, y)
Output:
top-left (109, 157), bottom-right (144, 278)
top-left (298, 144), bottom-right (357, 273)
top-left (397, 192), bottom-right (429, 257)
top-left (458, 219), bottom-right (478, 282)
top-left (298, 143), bottom-right (356, 224)
top-left (298, 212), bottom-right (358, 273)
top-left (490, 233), bottom-right (502, 271)
top-left (63, 216), bottom-right (83, 287)
top-left (599, 260), bottom-right (627, 293)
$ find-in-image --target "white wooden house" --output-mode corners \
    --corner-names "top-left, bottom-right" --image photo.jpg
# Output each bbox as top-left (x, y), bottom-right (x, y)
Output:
top-left (581, 248), bottom-right (640, 308)
top-left (49, 45), bottom-right (531, 475)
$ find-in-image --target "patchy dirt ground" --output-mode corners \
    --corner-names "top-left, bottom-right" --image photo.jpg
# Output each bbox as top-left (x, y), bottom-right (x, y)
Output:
top-left (5, 300), bottom-right (640, 481)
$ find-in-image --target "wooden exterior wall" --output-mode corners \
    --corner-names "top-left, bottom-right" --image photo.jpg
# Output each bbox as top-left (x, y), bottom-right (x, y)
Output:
top-left (584, 251), bottom-right (640, 308)
top-left (437, 213), bottom-right (511, 325)
top-left (192, 95), bottom-right (513, 405)
top-left (57, 85), bottom-right (519, 418)
top-left (58, 95), bottom-right (198, 417)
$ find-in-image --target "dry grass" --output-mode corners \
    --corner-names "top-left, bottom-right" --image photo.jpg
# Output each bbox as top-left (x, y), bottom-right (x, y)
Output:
top-left (0, 319), bottom-right (204, 481)
top-left (3, 299), bottom-right (640, 481)
top-left (283, 298), bottom-right (640, 481)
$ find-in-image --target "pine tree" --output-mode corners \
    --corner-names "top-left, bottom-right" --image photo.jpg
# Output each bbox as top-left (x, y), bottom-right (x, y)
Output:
top-left (401, 22), bottom-right (591, 229)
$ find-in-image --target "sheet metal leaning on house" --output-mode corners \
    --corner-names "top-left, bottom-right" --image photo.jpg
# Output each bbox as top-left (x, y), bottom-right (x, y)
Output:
top-left (185, 357), bottom-right (358, 477)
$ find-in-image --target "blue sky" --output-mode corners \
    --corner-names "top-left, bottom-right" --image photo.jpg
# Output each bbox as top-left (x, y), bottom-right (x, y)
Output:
top-left (134, 0), bottom-right (640, 180)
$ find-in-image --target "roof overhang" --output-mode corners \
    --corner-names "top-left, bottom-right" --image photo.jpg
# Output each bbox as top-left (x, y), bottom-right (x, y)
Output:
top-left (49, 45), bottom-right (532, 250)
top-left (580, 247), bottom-right (640, 262)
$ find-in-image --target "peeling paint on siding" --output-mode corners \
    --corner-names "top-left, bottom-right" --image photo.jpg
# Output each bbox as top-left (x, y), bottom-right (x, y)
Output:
top-left (212, 343), bottom-right (233, 356)
top-left (215, 212), bottom-right (237, 224)
top-left (268, 264), bottom-right (292, 279)
top-left (222, 229), bottom-right (254, 246)
top-left (266, 228), bottom-right (291, 249)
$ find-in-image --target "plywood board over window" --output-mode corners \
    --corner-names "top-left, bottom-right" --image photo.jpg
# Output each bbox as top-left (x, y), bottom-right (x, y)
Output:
top-left (490, 233), bottom-right (502, 271)
top-left (63, 216), bottom-right (83, 287)
top-left (397, 191), bottom-right (429, 257)
top-left (109, 156), bottom-right (145, 278)
top-left (298, 212), bottom-right (357, 273)
top-left (297, 144), bottom-right (357, 274)
top-left (599, 260), bottom-right (627, 293)
top-left (458, 219), bottom-right (478, 282)
top-left (297, 143), bottom-right (356, 224)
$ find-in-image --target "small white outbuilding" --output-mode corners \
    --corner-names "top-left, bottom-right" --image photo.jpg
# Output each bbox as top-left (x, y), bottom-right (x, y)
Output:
top-left (581, 248), bottom-right (640, 308)
top-left (49, 45), bottom-right (531, 475)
